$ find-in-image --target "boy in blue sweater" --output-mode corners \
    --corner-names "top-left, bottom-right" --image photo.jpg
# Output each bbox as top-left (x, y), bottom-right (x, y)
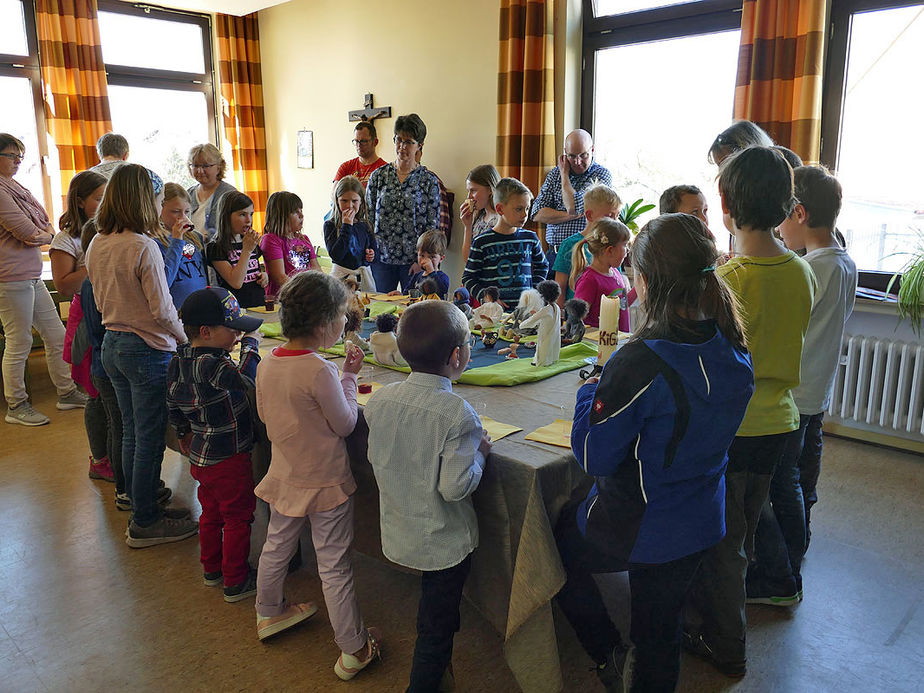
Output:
top-left (462, 177), bottom-right (548, 307)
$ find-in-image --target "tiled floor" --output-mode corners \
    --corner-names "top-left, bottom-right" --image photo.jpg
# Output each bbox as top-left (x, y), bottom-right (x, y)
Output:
top-left (1, 354), bottom-right (922, 692)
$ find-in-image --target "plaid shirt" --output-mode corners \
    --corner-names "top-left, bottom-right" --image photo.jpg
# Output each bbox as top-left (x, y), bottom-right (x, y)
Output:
top-left (532, 161), bottom-right (613, 246)
top-left (167, 338), bottom-right (260, 467)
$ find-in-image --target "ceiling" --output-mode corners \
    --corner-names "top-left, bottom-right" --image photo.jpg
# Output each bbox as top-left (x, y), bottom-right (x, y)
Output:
top-left (154, 0), bottom-right (290, 17)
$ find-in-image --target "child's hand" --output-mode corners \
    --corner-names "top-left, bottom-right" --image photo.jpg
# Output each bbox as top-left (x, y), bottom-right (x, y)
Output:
top-left (178, 433), bottom-right (192, 456)
top-left (342, 207), bottom-right (356, 226)
top-left (460, 197), bottom-right (474, 225)
top-left (258, 271), bottom-right (269, 288)
top-left (387, 289), bottom-right (402, 296)
top-left (583, 376), bottom-right (599, 385)
top-left (365, 248), bottom-right (375, 262)
top-left (242, 228), bottom-right (259, 254)
top-left (478, 428), bottom-right (492, 458)
top-left (243, 330), bottom-right (262, 345)
top-left (343, 343), bottom-right (364, 374)
top-left (419, 257), bottom-right (434, 273)
top-left (171, 217), bottom-right (191, 239)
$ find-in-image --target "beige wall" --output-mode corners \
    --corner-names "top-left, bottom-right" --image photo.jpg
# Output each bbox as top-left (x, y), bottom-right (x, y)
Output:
top-left (258, 0), bottom-right (501, 283)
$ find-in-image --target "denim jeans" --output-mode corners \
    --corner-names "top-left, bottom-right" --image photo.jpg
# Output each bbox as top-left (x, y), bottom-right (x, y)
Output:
top-left (101, 331), bottom-right (171, 526)
top-left (84, 394), bottom-right (108, 460)
top-left (687, 433), bottom-right (787, 663)
top-left (752, 422), bottom-right (809, 589)
top-left (0, 278), bottom-right (73, 405)
top-left (370, 260), bottom-right (413, 293)
top-left (92, 374), bottom-right (125, 495)
top-left (798, 413), bottom-right (825, 546)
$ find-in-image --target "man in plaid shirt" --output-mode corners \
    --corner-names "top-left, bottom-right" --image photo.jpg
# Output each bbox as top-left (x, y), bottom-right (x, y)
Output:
top-left (532, 129), bottom-right (613, 272)
top-left (167, 287), bottom-right (264, 602)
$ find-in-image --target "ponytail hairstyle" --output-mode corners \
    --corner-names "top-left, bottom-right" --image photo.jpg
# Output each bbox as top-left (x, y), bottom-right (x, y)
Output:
top-left (570, 217), bottom-right (631, 289)
top-left (631, 213), bottom-right (746, 350)
top-left (331, 176), bottom-right (370, 231)
top-left (96, 164), bottom-right (161, 236)
top-left (211, 191), bottom-right (254, 258)
top-left (59, 170), bottom-right (107, 238)
top-left (154, 182), bottom-right (202, 250)
top-left (264, 191), bottom-right (303, 239)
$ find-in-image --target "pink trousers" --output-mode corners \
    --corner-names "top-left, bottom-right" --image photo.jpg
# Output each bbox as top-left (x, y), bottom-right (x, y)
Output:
top-left (256, 497), bottom-right (367, 654)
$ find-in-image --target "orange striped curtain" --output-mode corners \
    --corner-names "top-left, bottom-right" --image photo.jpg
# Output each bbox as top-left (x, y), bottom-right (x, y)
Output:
top-left (733, 0), bottom-right (827, 163)
top-left (497, 0), bottom-right (557, 198)
top-left (34, 0), bottom-right (112, 200)
top-left (216, 13), bottom-right (269, 230)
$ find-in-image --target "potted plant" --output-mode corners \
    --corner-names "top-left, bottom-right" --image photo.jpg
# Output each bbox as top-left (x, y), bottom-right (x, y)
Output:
top-left (618, 198), bottom-right (656, 233)
top-left (887, 231), bottom-right (924, 337)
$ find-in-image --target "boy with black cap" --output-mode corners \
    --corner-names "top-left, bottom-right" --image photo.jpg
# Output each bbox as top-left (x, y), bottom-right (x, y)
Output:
top-left (167, 287), bottom-right (264, 602)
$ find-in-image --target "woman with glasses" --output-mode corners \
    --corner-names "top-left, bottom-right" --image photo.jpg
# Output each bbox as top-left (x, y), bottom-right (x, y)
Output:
top-left (0, 133), bottom-right (87, 426)
top-left (334, 122), bottom-right (387, 188)
top-left (365, 114), bottom-right (441, 293)
top-left (186, 143), bottom-right (238, 241)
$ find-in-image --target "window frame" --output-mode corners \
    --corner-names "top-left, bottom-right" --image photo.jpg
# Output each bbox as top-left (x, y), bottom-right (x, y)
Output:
top-left (0, 0), bottom-right (53, 212)
top-left (580, 0), bottom-right (743, 132)
top-left (97, 0), bottom-right (219, 146)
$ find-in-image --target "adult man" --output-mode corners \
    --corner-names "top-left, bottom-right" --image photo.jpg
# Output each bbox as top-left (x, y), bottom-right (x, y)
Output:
top-left (90, 133), bottom-right (130, 179)
top-left (532, 129), bottom-right (612, 269)
top-left (334, 121), bottom-right (387, 187)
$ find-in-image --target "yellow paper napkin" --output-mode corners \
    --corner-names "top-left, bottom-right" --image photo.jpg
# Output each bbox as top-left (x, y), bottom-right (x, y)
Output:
top-left (356, 382), bottom-right (383, 406)
top-left (525, 419), bottom-right (573, 448)
top-left (366, 293), bottom-right (408, 303)
top-left (480, 416), bottom-right (522, 443)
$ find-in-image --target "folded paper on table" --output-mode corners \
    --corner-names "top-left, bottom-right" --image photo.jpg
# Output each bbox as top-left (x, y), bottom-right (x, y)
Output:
top-left (366, 293), bottom-right (408, 303)
top-left (480, 416), bottom-right (522, 442)
top-left (525, 419), bottom-right (573, 448)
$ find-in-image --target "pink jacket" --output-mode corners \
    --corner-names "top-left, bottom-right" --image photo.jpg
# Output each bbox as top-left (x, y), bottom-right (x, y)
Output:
top-left (0, 179), bottom-right (53, 282)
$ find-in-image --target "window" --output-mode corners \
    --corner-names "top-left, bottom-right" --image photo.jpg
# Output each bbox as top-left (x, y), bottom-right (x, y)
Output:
top-left (593, 0), bottom-right (703, 16)
top-left (822, 0), bottom-right (924, 273)
top-left (98, 1), bottom-right (216, 189)
top-left (582, 1), bottom-right (741, 248)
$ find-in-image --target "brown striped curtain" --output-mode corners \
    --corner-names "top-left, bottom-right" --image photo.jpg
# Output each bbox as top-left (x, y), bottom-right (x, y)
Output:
top-left (216, 13), bottom-right (269, 231)
top-left (497, 0), bottom-right (557, 199)
top-left (733, 0), bottom-right (827, 163)
top-left (34, 0), bottom-right (112, 202)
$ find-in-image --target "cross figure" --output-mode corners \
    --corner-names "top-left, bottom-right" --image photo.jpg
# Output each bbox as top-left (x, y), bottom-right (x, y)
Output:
top-left (348, 93), bottom-right (391, 123)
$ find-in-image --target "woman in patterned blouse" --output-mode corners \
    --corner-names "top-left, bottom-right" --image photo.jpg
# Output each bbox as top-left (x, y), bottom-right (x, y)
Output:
top-left (365, 114), bottom-right (440, 293)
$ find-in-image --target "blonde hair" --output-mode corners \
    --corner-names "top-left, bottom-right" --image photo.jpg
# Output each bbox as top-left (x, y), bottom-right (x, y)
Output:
top-left (96, 164), bottom-right (160, 236)
top-left (331, 176), bottom-right (370, 230)
top-left (582, 183), bottom-right (621, 215)
top-left (187, 143), bottom-right (227, 181)
top-left (155, 182), bottom-right (202, 249)
top-left (570, 218), bottom-right (631, 289)
top-left (416, 229), bottom-right (447, 256)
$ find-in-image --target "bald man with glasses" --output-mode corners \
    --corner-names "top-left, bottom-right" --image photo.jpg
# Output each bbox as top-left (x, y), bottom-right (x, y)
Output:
top-left (532, 129), bottom-right (613, 272)
top-left (334, 122), bottom-right (387, 188)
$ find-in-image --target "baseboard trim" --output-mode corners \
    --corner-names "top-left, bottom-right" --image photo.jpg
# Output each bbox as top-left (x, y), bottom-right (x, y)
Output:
top-left (823, 421), bottom-right (924, 455)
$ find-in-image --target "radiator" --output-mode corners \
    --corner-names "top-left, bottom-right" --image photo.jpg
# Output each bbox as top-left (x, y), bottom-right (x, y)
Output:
top-left (828, 334), bottom-right (924, 442)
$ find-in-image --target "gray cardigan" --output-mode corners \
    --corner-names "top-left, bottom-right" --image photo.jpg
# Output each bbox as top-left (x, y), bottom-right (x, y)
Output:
top-left (187, 180), bottom-right (237, 240)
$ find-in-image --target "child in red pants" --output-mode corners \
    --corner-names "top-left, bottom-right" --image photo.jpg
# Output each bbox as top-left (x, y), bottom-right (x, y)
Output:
top-left (167, 287), bottom-right (263, 601)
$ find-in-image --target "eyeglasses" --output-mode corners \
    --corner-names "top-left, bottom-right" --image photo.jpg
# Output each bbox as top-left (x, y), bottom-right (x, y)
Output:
top-left (352, 138), bottom-right (372, 146)
top-left (188, 163), bottom-right (218, 171)
top-left (565, 152), bottom-right (592, 163)
top-left (446, 335), bottom-right (476, 364)
top-left (394, 136), bottom-right (418, 149)
top-left (0, 153), bottom-right (24, 163)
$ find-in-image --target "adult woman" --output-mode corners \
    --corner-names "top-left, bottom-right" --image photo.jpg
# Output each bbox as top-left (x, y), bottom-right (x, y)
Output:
top-left (86, 164), bottom-right (197, 547)
top-left (186, 143), bottom-right (237, 241)
top-left (0, 133), bottom-right (85, 426)
top-left (460, 164), bottom-right (500, 266)
top-left (365, 114), bottom-right (440, 293)
top-left (708, 120), bottom-right (774, 166)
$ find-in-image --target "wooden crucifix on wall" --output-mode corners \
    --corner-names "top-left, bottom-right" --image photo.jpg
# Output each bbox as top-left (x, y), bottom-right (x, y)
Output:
top-left (348, 93), bottom-right (391, 123)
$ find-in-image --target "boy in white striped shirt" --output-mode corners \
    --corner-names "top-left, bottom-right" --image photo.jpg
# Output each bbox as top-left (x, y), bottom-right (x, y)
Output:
top-left (365, 300), bottom-right (491, 692)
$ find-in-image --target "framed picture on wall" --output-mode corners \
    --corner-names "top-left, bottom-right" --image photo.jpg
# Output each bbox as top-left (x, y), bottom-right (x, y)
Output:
top-left (297, 130), bottom-right (313, 169)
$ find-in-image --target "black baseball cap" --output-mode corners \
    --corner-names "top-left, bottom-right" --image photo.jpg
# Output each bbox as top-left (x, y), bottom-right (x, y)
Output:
top-left (180, 287), bottom-right (263, 333)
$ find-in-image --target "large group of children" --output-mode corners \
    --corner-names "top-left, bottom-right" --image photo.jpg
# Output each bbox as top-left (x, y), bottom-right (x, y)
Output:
top-left (5, 115), bottom-right (859, 693)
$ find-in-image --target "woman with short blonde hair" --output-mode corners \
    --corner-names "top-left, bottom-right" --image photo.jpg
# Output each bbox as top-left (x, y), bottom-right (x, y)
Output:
top-left (186, 143), bottom-right (237, 240)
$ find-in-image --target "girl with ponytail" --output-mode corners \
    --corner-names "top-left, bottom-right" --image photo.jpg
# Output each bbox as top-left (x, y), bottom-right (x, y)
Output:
top-left (554, 212), bottom-right (755, 692)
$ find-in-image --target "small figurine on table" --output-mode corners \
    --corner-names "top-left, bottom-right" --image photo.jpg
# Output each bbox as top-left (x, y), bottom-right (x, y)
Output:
top-left (419, 276), bottom-right (442, 301)
top-left (497, 335), bottom-right (521, 360)
top-left (369, 313), bottom-right (407, 367)
top-left (342, 276), bottom-right (370, 317)
top-left (343, 309), bottom-right (371, 353)
top-left (453, 287), bottom-right (473, 319)
top-left (561, 298), bottom-right (589, 345)
top-left (519, 280), bottom-right (561, 367)
top-left (481, 330), bottom-right (499, 349)
top-left (470, 286), bottom-right (503, 331)
top-left (500, 288), bottom-right (542, 340)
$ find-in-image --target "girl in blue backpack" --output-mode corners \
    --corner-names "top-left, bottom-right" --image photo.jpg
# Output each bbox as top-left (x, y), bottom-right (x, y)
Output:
top-left (555, 213), bottom-right (755, 692)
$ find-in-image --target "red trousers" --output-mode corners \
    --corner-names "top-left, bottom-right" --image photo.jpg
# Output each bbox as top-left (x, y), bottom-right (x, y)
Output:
top-left (189, 453), bottom-right (255, 587)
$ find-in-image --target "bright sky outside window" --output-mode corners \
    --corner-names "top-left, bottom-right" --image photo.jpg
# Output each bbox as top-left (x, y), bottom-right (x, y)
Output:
top-left (0, 0), bottom-right (28, 55)
top-left (594, 0), bottom-right (698, 17)
top-left (98, 10), bottom-right (206, 73)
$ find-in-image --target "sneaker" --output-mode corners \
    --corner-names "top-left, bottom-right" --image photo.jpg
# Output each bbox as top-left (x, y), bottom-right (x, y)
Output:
top-left (334, 626), bottom-right (382, 681)
top-left (594, 641), bottom-right (633, 693)
top-left (746, 576), bottom-right (802, 606)
top-left (5, 401), bottom-right (50, 426)
top-left (56, 388), bottom-right (89, 410)
top-left (746, 590), bottom-right (802, 606)
top-left (88, 456), bottom-right (115, 482)
top-left (123, 507), bottom-right (192, 538)
top-left (203, 571), bottom-right (223, 587)
top-left (682, 631), bottom-right (746, 678)
top-left (257, 602), bottom-right (318, 641)
top-left (115, 486), bottom-right (172, 511)
top-left (125, 516), bottom-right (198, 548)
top-left (224, 569), bottom-right (258, 603)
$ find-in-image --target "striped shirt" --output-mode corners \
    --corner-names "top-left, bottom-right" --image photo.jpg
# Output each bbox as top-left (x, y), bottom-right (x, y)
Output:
top-left (461, 228), bottom-right (549, 304)
top-left (364, 372), bottom-right (486, 571)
